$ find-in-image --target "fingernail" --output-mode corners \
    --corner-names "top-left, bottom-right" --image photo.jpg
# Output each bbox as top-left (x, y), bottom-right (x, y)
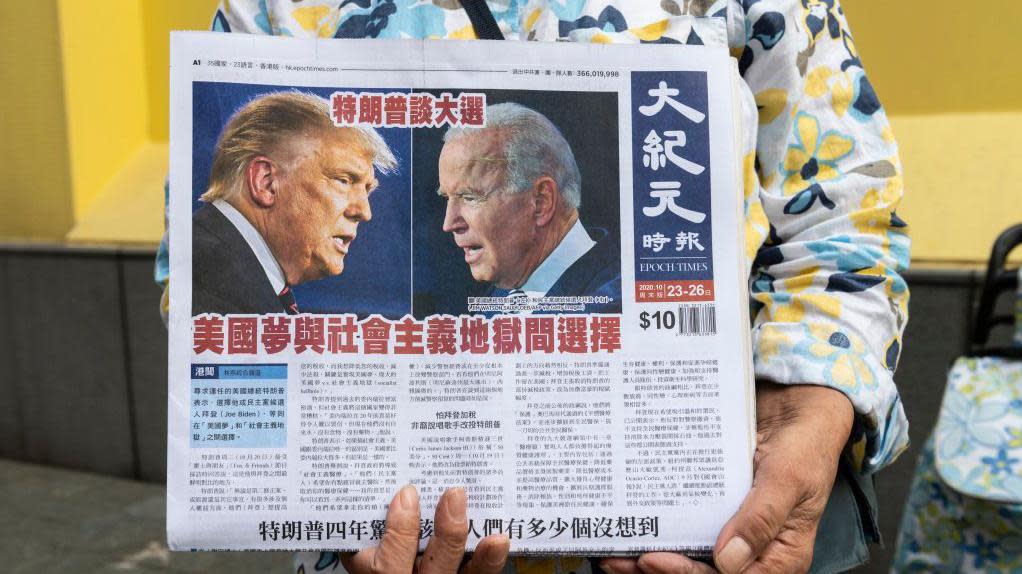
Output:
top-left (445, 487), bottom-right (467, 520)
top-left (717, 536), bottom-right (752, 573)
top-left (397, 484), bottom-right (417, 510)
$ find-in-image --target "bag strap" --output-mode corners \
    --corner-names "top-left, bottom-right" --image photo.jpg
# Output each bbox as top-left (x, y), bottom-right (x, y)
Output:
top-left (461, 0), bottom-right (505, 40)
top-left (970, 223), bottom-right (1022, 354)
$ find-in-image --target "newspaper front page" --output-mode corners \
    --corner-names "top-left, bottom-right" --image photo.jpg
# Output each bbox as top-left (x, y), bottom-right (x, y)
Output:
top-left (168, 32), bottom-right (754, 556)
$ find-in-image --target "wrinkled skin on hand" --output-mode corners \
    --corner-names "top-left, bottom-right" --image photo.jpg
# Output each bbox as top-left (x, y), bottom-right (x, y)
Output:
top-left (341, 485), bottom-right (510, 574)
top-left (601, 382), bottom-right (854, 574)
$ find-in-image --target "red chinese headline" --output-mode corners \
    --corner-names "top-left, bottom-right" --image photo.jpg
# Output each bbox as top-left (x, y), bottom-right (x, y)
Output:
top-left (331, 92), bottom-right (486, 128)
top-left (193, 314), bottom-right (621, 356)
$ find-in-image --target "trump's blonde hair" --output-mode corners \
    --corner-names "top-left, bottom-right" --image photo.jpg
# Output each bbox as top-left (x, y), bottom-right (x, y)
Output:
top-left (200, 91), bottom-right (396, 202)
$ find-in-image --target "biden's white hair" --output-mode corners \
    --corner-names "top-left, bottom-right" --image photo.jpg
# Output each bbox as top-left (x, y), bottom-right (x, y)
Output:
top-left (444, 102), bottom-right (582, 209)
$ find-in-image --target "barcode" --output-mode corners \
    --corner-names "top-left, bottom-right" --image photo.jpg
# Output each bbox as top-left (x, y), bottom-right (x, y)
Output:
top-left (678, 305), bottom-right (716, 336)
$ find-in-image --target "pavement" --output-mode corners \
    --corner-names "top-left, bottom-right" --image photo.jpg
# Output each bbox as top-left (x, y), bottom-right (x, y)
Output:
top-left (0, 458), bottom-right (293, 573)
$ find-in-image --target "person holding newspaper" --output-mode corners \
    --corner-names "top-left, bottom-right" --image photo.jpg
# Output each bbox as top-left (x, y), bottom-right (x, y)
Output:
top-left (158, 1), bottom-right (910, 573)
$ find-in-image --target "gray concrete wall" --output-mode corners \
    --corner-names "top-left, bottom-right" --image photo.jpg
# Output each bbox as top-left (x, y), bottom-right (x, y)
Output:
top-left (0, 247), bottom-right (167, 481)
top-left (0, 245), bottom-right (1018, 572)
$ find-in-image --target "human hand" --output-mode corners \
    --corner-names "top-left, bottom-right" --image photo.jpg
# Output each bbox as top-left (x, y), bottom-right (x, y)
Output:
top-left (600, 382), bottom-right (854, 574)
top-left (341, 485), bottom-right (510, 574)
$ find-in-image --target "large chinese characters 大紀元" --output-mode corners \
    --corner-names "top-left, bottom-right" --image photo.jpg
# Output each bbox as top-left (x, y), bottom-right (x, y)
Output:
top-left (641, 81), bottom-right (706, 227)
top-left (632, 74), bottom-right (714, 303)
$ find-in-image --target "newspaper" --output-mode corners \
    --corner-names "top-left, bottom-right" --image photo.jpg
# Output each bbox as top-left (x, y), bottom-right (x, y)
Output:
top-left (168, 31), bottom-right (754, 556)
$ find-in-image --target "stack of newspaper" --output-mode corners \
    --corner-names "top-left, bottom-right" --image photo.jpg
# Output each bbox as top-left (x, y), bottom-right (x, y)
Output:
top-left (168, 32), bottom-right (754, 556)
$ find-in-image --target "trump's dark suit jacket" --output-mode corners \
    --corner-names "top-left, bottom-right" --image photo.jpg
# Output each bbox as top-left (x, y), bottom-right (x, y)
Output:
top-left (192, 204), bottom-right (287, 316)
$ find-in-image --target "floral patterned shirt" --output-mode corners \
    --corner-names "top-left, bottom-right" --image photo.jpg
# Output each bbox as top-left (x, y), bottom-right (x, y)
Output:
top-left (156, 1), bottom-right (911, 572)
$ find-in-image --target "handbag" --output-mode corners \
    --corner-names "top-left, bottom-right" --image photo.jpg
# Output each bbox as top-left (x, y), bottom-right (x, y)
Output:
top-left (933, 355), bottom-right (1022, 503)
top-left (933, 225), bottom-right (1022, 504)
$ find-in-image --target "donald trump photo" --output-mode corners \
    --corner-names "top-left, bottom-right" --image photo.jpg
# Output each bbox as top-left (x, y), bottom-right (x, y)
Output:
top-left (191, 91), bottom-right (396, 316)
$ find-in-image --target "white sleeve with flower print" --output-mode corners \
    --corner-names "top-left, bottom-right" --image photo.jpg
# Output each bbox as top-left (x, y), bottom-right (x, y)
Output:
top-left (732, 0), bottom-right (910, 474)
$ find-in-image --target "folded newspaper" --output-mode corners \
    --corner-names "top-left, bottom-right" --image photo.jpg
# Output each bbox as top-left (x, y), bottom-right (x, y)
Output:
top-left (168, 31), bottom-right (754, 556)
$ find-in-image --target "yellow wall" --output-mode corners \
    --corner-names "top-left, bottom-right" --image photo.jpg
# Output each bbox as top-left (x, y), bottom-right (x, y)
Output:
top-left (844, 2), bottom-right (1022, 264)
top-left (57, 0), bottom-right (151, 222)
top-left (846, 2), bottom-right (1022, 116)
top-left (141, 2), bottom-right (215, 141)
top-left (54, 0), bottom-right (210, 244)
top-left (891, 112), bottom-right (1022, 263)
top-left (0, 1), bottom-right (74, 240)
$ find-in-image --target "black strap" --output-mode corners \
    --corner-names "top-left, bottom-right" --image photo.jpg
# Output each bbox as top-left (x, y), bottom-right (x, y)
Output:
top-left (461, 0), bottom-right (504, 40)
top-left (969, 222), bottom-right (1022, 352)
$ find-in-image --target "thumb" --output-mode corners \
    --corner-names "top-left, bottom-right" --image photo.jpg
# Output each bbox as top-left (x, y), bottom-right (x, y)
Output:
top-left (713, 473), bottom-right (801, 574)
top-left (343, 484), bottom-right (421, 574)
